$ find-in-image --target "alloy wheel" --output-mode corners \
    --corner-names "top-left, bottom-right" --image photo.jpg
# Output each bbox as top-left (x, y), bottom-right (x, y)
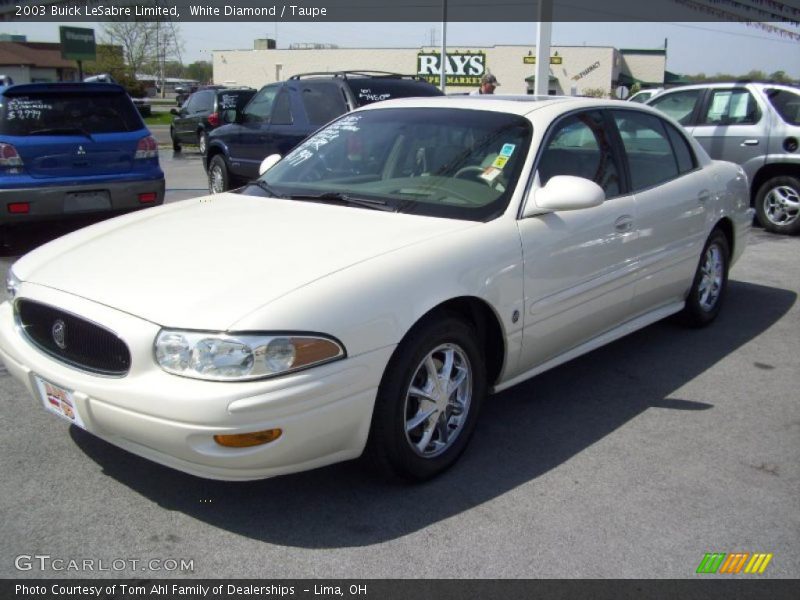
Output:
top-left (403, 343), bottom-right (472, 458)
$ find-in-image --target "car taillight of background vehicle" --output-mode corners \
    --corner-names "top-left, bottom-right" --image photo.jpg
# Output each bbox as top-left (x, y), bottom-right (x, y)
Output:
top-left (135, 136), bottom-right (159, 160)
top-left (207, 112), bottom-right (220, 127)
top-left (0, 142), bottom-right (23, 173)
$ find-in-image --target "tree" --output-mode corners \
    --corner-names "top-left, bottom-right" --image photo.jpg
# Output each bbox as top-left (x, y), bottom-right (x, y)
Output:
top-left (185, 61), bottom-right (213, 84)
top-left (102, 18), bottom-right (183, 95)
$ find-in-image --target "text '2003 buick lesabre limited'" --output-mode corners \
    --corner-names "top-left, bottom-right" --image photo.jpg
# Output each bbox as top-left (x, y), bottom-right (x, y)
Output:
top-left (0, 96), bottom-right (753, 481)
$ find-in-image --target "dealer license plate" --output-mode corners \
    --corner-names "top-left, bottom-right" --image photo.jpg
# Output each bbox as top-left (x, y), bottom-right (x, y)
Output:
top-left (34, 375), bottom-right (86, 429)
top-left (64, 190), bottom-right (111, 213)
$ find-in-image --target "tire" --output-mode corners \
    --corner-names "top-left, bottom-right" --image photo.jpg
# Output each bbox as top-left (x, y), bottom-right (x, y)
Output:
top-left (170, 127), bottom-right (181, 153)
top-left (681, 229), bottom-right (730, 327)
top-left (364, 314), bottom-right (486, 480)
top-left (198, 131), bottom-right (208, 155)
top-left (208, 155), bottom-right (230, 193)
top-left (755, 176), bottom-right (800, 235)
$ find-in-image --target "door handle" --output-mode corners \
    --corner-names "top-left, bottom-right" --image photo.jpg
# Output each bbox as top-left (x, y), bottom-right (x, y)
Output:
top-left (614, 215), bottom-right (634, 232)
top-left (697, 190), bottom-right (711, 203)
top-left (740, 139), bottom-right (759, 146)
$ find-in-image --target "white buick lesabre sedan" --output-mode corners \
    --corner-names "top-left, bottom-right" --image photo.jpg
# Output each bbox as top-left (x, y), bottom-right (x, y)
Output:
top-left (0, 96), bottom-right (752, 481)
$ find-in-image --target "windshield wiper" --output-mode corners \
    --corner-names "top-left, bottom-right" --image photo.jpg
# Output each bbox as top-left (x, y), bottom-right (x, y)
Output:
top-left (246, 180), bottom-right (283, 198)
top-left (29, 127), bottom-right (94, 139)
top-left (285, 192), bottom-right (396, 212)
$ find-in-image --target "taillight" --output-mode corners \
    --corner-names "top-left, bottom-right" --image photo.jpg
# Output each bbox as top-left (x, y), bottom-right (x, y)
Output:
top-left (207, 112), bottom-right (220, 127)
top-left (134, 136), bottom-right (158, 160)
top-left (0, 142), bottom-right (23, 173)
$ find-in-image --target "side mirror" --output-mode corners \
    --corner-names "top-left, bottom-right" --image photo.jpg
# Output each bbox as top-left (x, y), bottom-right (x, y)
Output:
top-left (169, 108), bottom-right (179, 116)
top-left (523, 175), bottom-right (605, 217)
top-left (259, 154), bottom-right (282, 176)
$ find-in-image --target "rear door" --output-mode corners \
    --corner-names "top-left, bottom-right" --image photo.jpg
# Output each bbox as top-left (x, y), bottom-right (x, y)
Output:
top-left (609, 109), bottom-right (709, 316)
top-left (689, 86), bottom-right (769, 184)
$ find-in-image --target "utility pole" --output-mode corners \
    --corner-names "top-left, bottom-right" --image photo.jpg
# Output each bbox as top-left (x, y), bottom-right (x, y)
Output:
top-left (535, 0), bottom-right (553, 96)
top-left (440, 0), bottom-right (447, 94)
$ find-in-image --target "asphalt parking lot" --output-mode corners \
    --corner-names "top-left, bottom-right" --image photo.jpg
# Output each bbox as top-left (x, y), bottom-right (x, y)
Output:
top-left (0, 155), bottom-right (798, 579)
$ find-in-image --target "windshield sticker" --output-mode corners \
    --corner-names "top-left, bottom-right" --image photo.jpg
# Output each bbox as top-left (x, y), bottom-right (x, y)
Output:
top-left (286, 115), bottom-right (362, 166)
top-left (358, 88), bottom-right (391, 103)
top-left (219, 94), bottom-right (238, 110)
top-left (5, 98), bottom-right (53, 120)
top-left (499, 143), bottom-right (516, 157)
top-left (491, 156), bottom-right (509, 169)
top-left (479, 167), bottom-right (502, 182)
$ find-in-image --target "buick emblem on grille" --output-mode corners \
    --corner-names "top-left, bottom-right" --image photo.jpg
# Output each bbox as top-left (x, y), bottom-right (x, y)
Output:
top-left (52, 320), bottom-right (67, 350)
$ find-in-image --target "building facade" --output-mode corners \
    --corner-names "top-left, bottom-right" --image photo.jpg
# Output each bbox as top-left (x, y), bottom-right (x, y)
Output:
top-left (213, 44), bottom-right (667, 97)
top-left (0, 40), bottom-right (78, 84)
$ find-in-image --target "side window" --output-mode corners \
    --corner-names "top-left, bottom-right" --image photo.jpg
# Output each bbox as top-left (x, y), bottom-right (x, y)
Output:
top-left (765, 88), bottom-right (800, 125)
top-left (183, 93), bottom-right (199, 112)
top-left (664, 122), bottom-right (697, 174)
top-left (243, 85), bottom-right (279, 123)
top-left (538, 111), bottom-right (621, 197)
top-left (195, 91), bottom-right (214, 113)
top-left (612, 110), bottom-right (680, 191)
top-left (301, 82), bottom-right (348, 126)
top-left (649, 89), bottom-right (702, 125)
top-left (701, 89), bottom-right (761, 125)
top-left (271, 91), bottom-right (292, 125)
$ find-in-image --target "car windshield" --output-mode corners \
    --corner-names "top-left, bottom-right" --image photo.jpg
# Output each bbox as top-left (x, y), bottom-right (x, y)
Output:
top-left (0, 89), bottom-right (143, 136)
top-left (245, 107), bottom-right (532, 221)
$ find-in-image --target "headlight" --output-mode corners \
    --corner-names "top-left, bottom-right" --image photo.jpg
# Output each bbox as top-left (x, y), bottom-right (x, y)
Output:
top-left (5, 268), bottom-right (20, 302)
top-left (154, 330), bottom-right (345, 381)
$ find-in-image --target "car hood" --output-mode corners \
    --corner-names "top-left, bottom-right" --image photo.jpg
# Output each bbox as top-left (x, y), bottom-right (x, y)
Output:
top-left (15, 193), bottom-right (476, 330)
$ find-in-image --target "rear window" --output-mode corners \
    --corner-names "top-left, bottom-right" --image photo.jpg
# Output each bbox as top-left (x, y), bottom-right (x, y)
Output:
top-left (217, 89), bottom-right (256, 112)
top-left (0, 90), bottom-right (142, 136)
top-left (765, 88), bottom-right (800, 126)
top-left (346, 78), bottom-right (443, 107)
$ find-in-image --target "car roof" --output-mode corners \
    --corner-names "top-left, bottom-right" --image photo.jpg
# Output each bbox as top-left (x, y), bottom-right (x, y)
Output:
top-left (656, 82), bottom-right (800, 93)
top-left (355, 94), bottom-right (660, 117)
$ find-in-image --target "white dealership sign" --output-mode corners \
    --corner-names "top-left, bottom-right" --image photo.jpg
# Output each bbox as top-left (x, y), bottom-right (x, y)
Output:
top-left (417, 51), bottom-right (486, 87)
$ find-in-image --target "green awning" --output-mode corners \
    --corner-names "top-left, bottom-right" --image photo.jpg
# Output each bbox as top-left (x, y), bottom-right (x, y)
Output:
top-left (524, 74), bottom-right (559, 83)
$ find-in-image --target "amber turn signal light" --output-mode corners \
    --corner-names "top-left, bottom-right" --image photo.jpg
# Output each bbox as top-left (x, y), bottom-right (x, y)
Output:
top-left (214, 429), bottom-right (282, 448)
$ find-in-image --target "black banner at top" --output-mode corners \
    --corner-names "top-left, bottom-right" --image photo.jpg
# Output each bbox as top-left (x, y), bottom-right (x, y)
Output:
top-left (2, 0), bottom-right (800, 22)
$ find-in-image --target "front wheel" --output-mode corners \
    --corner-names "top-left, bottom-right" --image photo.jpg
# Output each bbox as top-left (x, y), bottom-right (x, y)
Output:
top-left (755, 176), bottom-right (800, 235)
top-left (208, 155), bottom-right (230, 193)
top-left (365, 315), bottom-right (486, 480)
top-left (681, 229), bottom-right (730, 327)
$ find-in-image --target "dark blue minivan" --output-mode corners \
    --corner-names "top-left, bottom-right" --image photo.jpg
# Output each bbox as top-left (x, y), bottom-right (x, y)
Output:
top-left (0, 82), bottom-right (165, 239)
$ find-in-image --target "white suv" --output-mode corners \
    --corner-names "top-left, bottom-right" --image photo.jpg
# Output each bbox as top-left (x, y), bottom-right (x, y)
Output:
top-left (648, 82), bottom-right (800, 235)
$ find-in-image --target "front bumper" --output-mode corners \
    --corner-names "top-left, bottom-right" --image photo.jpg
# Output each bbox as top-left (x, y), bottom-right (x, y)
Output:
top-left (0, 176), bottom-right (165, 227)
top-left (0, 284), bottom-right (392, 481)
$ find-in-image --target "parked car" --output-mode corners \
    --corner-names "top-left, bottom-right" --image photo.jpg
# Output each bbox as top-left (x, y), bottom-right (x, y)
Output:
top-left (174, 84), bottom-right (224, 107)
top-left (0, 82), bottom-right (164, 245)
top-left (647, 82), bottom-right (800, 234)
top-left (205, 71), bottom-right (443, 193)
top-left (170, 87), bottom-right (255, 154)
top-left (628, 88), bottom-right (663, 103)
top-left (130, 96), bottom-right (151, 117)
top-left (0, 96), bottom-right (752, 481)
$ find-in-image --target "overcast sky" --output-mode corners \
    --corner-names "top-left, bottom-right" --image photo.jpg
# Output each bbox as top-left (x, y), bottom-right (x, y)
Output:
top-left (3, 21), bottom-right (799, 77)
